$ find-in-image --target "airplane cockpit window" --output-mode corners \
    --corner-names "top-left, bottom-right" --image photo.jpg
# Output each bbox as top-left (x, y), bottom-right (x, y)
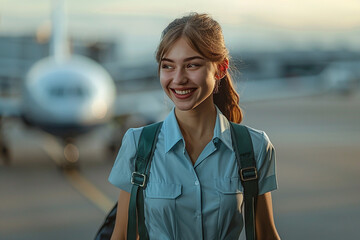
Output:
top-left (48, 85), bottom-right (89, 98)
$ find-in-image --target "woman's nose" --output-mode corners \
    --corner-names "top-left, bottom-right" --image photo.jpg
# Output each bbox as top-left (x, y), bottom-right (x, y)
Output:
top-left (173, 68), bottom-right (188, 85)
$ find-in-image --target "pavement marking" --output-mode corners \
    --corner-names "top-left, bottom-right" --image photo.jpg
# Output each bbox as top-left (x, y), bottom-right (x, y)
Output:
top-left (64, 169), bottom-right (114, 214)
top-left (40, 134), bottom-right (114, 213)
top-left (40, 133), bottom-right (65, 166)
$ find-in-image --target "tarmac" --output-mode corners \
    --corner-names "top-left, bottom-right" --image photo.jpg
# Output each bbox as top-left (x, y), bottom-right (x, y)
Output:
top-left (1, 90), bottom-right (359, 240)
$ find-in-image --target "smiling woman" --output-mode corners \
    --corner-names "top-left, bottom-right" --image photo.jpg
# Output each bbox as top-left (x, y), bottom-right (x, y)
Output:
top-left (108, 12), bottom-right (280, 240)
top-left (159, 38), bottom-right (217, 113)
top-left (156, 14), bottom-right (242, 124)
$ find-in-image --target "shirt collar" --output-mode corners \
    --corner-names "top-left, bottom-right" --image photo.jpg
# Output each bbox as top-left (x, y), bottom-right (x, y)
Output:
top-left (213, 106), bottom-right (233, 151)
top-left (163, 106), bottom-right (234, 153)
top-left (164, 108), bottom-right (184, 153)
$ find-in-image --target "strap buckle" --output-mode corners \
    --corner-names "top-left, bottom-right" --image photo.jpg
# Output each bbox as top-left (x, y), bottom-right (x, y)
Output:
top-left (131, 172), bottom-right (147, 187)
top-left (240, 167), bottom-right (258, 182)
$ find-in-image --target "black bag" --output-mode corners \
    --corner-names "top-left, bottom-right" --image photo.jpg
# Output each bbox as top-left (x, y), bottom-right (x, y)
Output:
top-left (94, 122), bottom-right (162, 240)
top-left (94, 203), bottom-right (117, 240)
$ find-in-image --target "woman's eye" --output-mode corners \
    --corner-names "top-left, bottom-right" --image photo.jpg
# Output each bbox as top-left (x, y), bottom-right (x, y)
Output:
top-left (161, 64), bottom-right (173, 69)
top-left (187, 63), bottom-right (200, 68)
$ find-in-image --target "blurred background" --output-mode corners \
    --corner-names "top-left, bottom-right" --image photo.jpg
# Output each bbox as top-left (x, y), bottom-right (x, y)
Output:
top-left (0, 0), bottom-right (359, 239)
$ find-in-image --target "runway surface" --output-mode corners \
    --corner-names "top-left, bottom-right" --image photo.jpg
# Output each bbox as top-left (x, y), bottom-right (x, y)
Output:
top-left (1, 90), bottom-right (359, 240)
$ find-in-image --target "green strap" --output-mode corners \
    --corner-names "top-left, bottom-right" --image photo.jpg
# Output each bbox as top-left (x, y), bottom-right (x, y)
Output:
top-left (128, 121), bottom-right (256, 239)
top-left (127, 122), bottom-right (163, 240)
top-left (230, 122), bottom-right (259, 240)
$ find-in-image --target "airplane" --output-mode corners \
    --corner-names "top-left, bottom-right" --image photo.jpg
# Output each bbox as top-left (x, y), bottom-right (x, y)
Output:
top-left (0, 0), bottom-right (168, 168)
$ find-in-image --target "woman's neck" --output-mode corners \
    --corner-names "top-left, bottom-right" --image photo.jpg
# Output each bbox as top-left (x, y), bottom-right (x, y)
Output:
top-left (175, 102), bottom-right (217, 140)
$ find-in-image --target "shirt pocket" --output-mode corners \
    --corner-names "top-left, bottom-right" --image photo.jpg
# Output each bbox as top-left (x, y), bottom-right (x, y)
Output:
top-left (215, 177), bottom-right (244, 238)
top-left (144, 182), bottom-right (182, 227)
top-left (145, 182), bottom-right (182, 199)
top-left (215, 177), bottom-right (243, 211)
top-left (215, 177), bottom-right (243, 194)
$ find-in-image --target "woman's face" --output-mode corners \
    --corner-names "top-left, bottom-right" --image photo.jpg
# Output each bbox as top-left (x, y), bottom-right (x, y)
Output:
top-left (159, 37), bottom-right (217, 112)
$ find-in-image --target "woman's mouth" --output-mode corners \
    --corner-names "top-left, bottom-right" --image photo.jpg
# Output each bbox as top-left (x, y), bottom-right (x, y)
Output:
top-left (171, 88), bottom-right (196, 99)
top-left (175, 89), bottom-right (192, 95)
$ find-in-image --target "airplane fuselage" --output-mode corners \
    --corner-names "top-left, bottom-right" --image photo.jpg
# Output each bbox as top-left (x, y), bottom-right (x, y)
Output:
top-left (22, 55), bottom-right (116, 138)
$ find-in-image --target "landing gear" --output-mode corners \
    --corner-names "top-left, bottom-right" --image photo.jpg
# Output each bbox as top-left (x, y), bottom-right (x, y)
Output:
top-left (0, 116), bottom-right (11, 165)
top-left (1, 143), bottom-right (10, 165)
top-left (60, 138), bottom-right (80, 170)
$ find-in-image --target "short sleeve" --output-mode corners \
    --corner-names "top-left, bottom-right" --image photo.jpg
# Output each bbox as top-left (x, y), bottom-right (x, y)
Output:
top-left (108, 128), bottom-right (139, 193)
top-left (256, 131), bottom-right (277, 195)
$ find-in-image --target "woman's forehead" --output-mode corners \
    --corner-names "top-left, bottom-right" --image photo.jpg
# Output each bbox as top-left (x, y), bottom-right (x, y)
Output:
top-left (162, 37), bottom-right (204, 61)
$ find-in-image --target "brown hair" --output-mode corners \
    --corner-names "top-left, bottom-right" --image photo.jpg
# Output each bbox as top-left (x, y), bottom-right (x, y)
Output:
top-left (155, 13), bottom-right (243, 123)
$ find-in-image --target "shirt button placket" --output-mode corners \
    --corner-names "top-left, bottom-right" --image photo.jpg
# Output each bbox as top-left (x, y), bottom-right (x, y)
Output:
top-left (194, 175), bottom-right (203, 239)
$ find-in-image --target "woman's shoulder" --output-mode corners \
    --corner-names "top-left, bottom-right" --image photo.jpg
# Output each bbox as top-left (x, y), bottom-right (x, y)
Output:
top-left (122, 126), bottom-right (144, 147)
top-left (122, 122), bottom-right (164, 147)
top-left (241, 125), bottom-right (274, 152)
top-left (244, 125), bottom-right (270, 140)
top-left (125, 126), bottom-right (144, 136)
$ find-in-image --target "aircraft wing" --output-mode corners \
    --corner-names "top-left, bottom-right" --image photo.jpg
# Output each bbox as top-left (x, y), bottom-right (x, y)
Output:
top-left (113, 88), bottom-right (172, 121)
top-left (238, 60), bottom-right (360, 102)
top-left (237, 75), bottom-right (324, 102)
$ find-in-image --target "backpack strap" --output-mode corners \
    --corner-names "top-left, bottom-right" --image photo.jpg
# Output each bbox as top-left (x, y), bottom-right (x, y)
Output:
top-left (230, 122), bottom-right (259, 240)
top-left (127, 122), bottom-right (163, 240)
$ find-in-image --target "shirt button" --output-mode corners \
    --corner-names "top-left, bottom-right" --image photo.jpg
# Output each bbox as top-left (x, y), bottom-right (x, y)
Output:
top-left (195, 180), bottom-right (199, 186)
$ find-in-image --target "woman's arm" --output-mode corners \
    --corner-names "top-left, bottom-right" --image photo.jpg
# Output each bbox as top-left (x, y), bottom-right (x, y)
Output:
top-left (110, 190), bottom-right (131, 240)
top-left (255, 192), bottom-right (281, 240)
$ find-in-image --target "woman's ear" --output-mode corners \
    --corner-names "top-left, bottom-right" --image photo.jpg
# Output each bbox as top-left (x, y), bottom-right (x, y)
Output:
top-left (215, 58), bottom-right (229, 80)
top-left (215, 73), bottom-right (224, 80)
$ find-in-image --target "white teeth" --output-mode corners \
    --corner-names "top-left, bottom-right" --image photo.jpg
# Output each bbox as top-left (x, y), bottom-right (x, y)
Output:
top-left (174, 89), bottom-right (192, 95)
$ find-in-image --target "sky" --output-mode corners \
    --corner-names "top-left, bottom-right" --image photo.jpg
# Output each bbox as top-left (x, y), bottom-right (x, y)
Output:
top-left (1, 0), bottom-right (360, 62)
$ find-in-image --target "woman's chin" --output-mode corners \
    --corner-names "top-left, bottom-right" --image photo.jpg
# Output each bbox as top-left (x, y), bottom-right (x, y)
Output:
top-left (174, 104), bottom-right (196, 112)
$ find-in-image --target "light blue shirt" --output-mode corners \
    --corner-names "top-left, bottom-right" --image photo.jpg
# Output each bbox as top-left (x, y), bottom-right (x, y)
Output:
top-left (109, 107), bottom-right (277, 240)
